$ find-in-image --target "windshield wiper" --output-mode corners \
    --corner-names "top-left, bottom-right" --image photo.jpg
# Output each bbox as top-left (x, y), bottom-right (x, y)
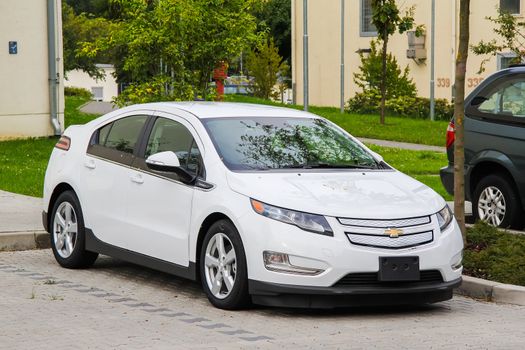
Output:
top-left (280, 162), bottom-right (377, 170)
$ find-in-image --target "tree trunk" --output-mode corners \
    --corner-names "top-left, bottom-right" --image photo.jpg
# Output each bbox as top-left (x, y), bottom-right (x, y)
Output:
top-left (454, 0), bottom-right (470, 244)
top-left (380, 30), bottom-right (388, 125)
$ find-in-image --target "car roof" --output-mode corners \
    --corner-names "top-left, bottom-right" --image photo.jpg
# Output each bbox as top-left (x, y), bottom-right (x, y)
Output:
top-left (129, 102), bottom-right (317, 119)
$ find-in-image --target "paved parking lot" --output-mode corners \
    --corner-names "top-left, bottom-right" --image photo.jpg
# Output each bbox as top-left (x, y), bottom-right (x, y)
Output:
top-left (1, 249), bottom-right (524, 349)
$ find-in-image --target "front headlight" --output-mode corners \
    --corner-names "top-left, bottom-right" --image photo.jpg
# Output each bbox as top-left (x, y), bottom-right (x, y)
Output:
top-left (436, 205), bottom-right (453, 231)
top-left (251, 199), bottom-right (333, 236)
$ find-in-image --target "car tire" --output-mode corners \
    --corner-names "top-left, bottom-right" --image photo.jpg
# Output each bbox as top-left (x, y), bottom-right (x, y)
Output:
top-left (50, 191), bottom-right (98, 268)
top-left (200, 219), bottom-right (250, 310)
top-left (473, 174), bottom-right (523, 229)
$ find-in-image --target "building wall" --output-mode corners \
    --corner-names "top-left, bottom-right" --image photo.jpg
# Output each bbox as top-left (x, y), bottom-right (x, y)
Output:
top-left (0, 0), bottom-right (64, 140)
top-left (65, 65), bottom-right (118, 103)
top-left (292, 0), bottom-right (514, 107)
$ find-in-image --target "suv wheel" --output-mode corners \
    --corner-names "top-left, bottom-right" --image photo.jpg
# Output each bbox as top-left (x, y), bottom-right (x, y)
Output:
top-left (200, 220), bottom-right (250, 310)
top-left (473, 174), bottom-right (523, 229)
top-left (50, 191), bottom-right (98, 268)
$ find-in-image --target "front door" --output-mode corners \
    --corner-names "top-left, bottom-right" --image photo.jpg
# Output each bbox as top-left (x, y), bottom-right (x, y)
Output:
top-left (124, 114), bottom-right (203, 266)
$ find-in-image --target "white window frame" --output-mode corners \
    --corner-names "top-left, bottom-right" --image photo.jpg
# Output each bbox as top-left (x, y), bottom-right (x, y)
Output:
top-left (360, 0), bottom-right (377, 37)
top-left (497, 52), bottom-right (519, 70)
top-left (500, 0), bottom-right (521, 15)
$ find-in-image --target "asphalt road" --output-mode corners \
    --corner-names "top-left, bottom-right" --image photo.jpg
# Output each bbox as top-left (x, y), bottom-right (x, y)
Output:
top-left (1, 249), bottom-right (524, 349)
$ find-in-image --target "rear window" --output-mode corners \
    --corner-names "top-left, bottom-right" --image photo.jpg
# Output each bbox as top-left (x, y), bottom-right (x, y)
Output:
top-left (97, 115), bottom-right (148, 154)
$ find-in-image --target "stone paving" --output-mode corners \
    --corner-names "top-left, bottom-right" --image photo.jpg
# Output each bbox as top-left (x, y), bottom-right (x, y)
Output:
top-left (1, 249), bottom-right (524, 349)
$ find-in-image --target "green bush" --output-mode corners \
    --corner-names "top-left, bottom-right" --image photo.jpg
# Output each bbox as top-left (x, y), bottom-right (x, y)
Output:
top-left (463, 221), bottom-right (525, 286)
top-left (64, 86), bottom-right (92, 99)
top-left (347, 91), bottom-right (453, 121)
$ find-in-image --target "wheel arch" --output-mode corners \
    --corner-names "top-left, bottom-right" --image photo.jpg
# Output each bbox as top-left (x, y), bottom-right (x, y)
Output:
top-left (46, 182), bottom-right (78, 232)
top-left (195, 212), bottom-right (236, 280)
top-left (469, 161), bottom-right (519, 201)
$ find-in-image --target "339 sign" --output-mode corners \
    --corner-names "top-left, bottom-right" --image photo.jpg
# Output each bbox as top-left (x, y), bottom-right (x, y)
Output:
top-left (437, 77), bottom-right (484, 88)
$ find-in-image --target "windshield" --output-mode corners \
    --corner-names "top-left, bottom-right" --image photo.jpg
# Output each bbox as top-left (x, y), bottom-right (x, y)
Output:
top-left (202, 117), bottom-right (378, 171)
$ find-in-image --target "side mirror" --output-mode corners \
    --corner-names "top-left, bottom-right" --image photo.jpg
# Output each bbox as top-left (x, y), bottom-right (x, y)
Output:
top-left (146, 151), bottom-right (195, 183)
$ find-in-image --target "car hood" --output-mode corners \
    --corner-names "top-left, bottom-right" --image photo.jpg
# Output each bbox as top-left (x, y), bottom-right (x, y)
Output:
top-left (226, 170), bottom-right (446, 219)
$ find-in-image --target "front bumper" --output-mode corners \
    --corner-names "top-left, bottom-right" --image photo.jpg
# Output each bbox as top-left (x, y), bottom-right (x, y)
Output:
top-left (237, 208), bottom-right (464, 300)
top-left (249, 277), bottom-right (462, 308)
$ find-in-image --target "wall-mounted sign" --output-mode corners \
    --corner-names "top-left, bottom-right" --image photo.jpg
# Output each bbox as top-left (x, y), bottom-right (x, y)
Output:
top-left (9, 41), bottom-right (18, 54)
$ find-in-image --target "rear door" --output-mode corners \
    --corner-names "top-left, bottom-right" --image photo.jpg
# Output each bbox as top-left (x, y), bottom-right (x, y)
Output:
top-left (465, 73), bottom-right (525, 202)
top-left (80, 113), bottom-right (150, 247)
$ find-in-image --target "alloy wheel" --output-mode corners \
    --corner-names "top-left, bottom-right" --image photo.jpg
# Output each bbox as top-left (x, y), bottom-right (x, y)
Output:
top-left (53, 202), bottom-right (78, 258)
top-left (204, 232), bottom-right (237, 299)
top-left (478, 186), bottom-right (506, 226)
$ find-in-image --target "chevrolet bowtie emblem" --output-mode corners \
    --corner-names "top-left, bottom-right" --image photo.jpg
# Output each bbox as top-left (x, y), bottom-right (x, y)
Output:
top-left (384, 228), bottom-right (403, 238)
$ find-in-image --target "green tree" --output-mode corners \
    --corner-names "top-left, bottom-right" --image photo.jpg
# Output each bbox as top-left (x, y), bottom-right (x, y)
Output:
top-left (471, 7), bottom-right (525, 73)
top-left (63, 2), bottom-right (111, 79)
top-left (65, 0), bottom-right (110, 17)
top-left (81, 0), bottom-right (260, 105)
top-left (246, 39), bottom-right (290, 100)
top-left (254, 0), bottom-right (291, 63)
top-left (353, 40), bottom-right (416, 101)
top-left (371, 0), bottom-right (422, 124)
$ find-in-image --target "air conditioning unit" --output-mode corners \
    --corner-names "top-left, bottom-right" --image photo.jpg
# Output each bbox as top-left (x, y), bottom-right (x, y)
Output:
top-left (407, 31), bottom-right (426, 60)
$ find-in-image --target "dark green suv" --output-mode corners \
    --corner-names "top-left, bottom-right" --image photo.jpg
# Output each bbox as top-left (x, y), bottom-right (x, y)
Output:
top-left (440, 66), bottom-right (525, 229)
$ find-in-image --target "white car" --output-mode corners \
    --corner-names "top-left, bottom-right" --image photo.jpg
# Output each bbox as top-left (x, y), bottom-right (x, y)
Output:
top-left (43, 102), bottom-right (463, 309)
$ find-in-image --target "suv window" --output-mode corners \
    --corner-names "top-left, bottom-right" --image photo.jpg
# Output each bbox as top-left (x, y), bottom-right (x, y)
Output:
top-left (103, 115), bottom-right (148, 153)
top-left (145, 117), bottom-right (201, 175)
top-left (478, 80), bottom-right (525, 117)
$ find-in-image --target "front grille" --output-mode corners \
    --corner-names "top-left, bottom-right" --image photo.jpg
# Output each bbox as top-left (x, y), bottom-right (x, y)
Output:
top-left (338, 216), bottom-right (430, 228)
top-left (334, 270), bottom-right (443, 287)
top-left (347, 231), bottom-right (433, 249)
top-left (338, 215), bottom-right (434, 249)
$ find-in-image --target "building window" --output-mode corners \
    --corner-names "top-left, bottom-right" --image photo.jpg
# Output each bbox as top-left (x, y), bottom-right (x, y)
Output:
top-left (498, 52), bottom-right (519, 70)
top-left (500, 0), bottom-right (520, 14)
top-left (361, 0), bottom-right (377, 37)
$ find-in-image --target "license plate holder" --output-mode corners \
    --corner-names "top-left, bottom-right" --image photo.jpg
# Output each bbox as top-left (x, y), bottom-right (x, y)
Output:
top-left (379, 256), bottom-right (420, 282)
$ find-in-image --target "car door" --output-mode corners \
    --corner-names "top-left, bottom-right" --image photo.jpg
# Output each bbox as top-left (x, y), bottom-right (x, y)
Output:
top-left (80, 113), bottom-right (150, 247)
top-left (465, 73), bottom-right (525, 202)
top-left (123, 113), bottom-right (204, 266)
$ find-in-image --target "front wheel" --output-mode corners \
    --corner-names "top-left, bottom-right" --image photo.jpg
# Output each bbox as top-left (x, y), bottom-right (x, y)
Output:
top-left (199, 220), bottom-right (250, 310)
top-left (473, 174), bottom-right (523, 229)
top-left (50, 191), bottom-right (98, 268)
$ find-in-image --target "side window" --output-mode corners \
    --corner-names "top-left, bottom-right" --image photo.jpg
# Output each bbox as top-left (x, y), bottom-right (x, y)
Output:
top-left (145, 118), bottom-right (202, 175)
top-left (478, 80), bottom-right (525, 118)
top-left (101, 115), bottom-right (148, 154)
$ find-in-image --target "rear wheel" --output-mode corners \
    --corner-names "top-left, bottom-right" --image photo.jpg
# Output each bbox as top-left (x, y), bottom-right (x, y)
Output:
top-left (200, 220), bottom-right (250, 310)
top-left (473, 174), bottom-right (523, 229)
top-left (50, 191), bottom-right (98, 268)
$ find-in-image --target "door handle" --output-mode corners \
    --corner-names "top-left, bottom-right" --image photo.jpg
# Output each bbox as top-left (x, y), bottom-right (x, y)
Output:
top-left (131, 173), bottom-right (144, 184)
top-left (84, 159), bottom-right (96, 169)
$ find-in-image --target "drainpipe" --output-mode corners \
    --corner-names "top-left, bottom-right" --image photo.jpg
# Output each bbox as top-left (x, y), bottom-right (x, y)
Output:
top-left (47, 0), bottom-right (61, 135)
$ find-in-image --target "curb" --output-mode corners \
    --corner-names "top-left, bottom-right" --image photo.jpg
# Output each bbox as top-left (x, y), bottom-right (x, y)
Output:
top-left (0, 231), bottom-right (50, 252)
top-left (455, 275), bottom-right (525, 306)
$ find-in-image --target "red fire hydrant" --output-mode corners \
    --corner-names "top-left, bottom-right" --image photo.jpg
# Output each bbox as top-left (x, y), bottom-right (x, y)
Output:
top-left (213, 61), bottom-right (228, 101)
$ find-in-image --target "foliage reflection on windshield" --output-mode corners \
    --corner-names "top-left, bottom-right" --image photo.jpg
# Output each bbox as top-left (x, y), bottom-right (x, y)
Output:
top-left (203, 117), bottom-right (377, 170)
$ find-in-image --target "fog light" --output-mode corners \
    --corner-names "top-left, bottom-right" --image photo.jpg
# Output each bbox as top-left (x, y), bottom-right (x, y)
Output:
top-left (450, 251), bottom-right (463, 270)
top-left (263, 251), bottom-right (324, 276)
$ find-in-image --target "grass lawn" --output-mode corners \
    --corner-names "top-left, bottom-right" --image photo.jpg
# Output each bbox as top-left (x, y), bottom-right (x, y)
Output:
top-left (0, 96), bottom-right (450, 198)
top-left (225, 95), bottom-right (449, 147)
top-left (464, 222), bottom-right (525, 287)
top-left (367, 145), bottom-right (452, 201)
top-left (0, 97), bottom-right (97, 197)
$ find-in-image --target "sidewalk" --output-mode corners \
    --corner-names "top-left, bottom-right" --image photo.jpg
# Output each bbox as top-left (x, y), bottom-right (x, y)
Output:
top-left (0, 190), bottom-right (48, 251)
top-left (358, 137), bottom-right (446, 153)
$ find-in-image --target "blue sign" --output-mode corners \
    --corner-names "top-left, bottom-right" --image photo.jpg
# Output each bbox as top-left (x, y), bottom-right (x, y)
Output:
top-left (9, 41), bottom-right (17, 54)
